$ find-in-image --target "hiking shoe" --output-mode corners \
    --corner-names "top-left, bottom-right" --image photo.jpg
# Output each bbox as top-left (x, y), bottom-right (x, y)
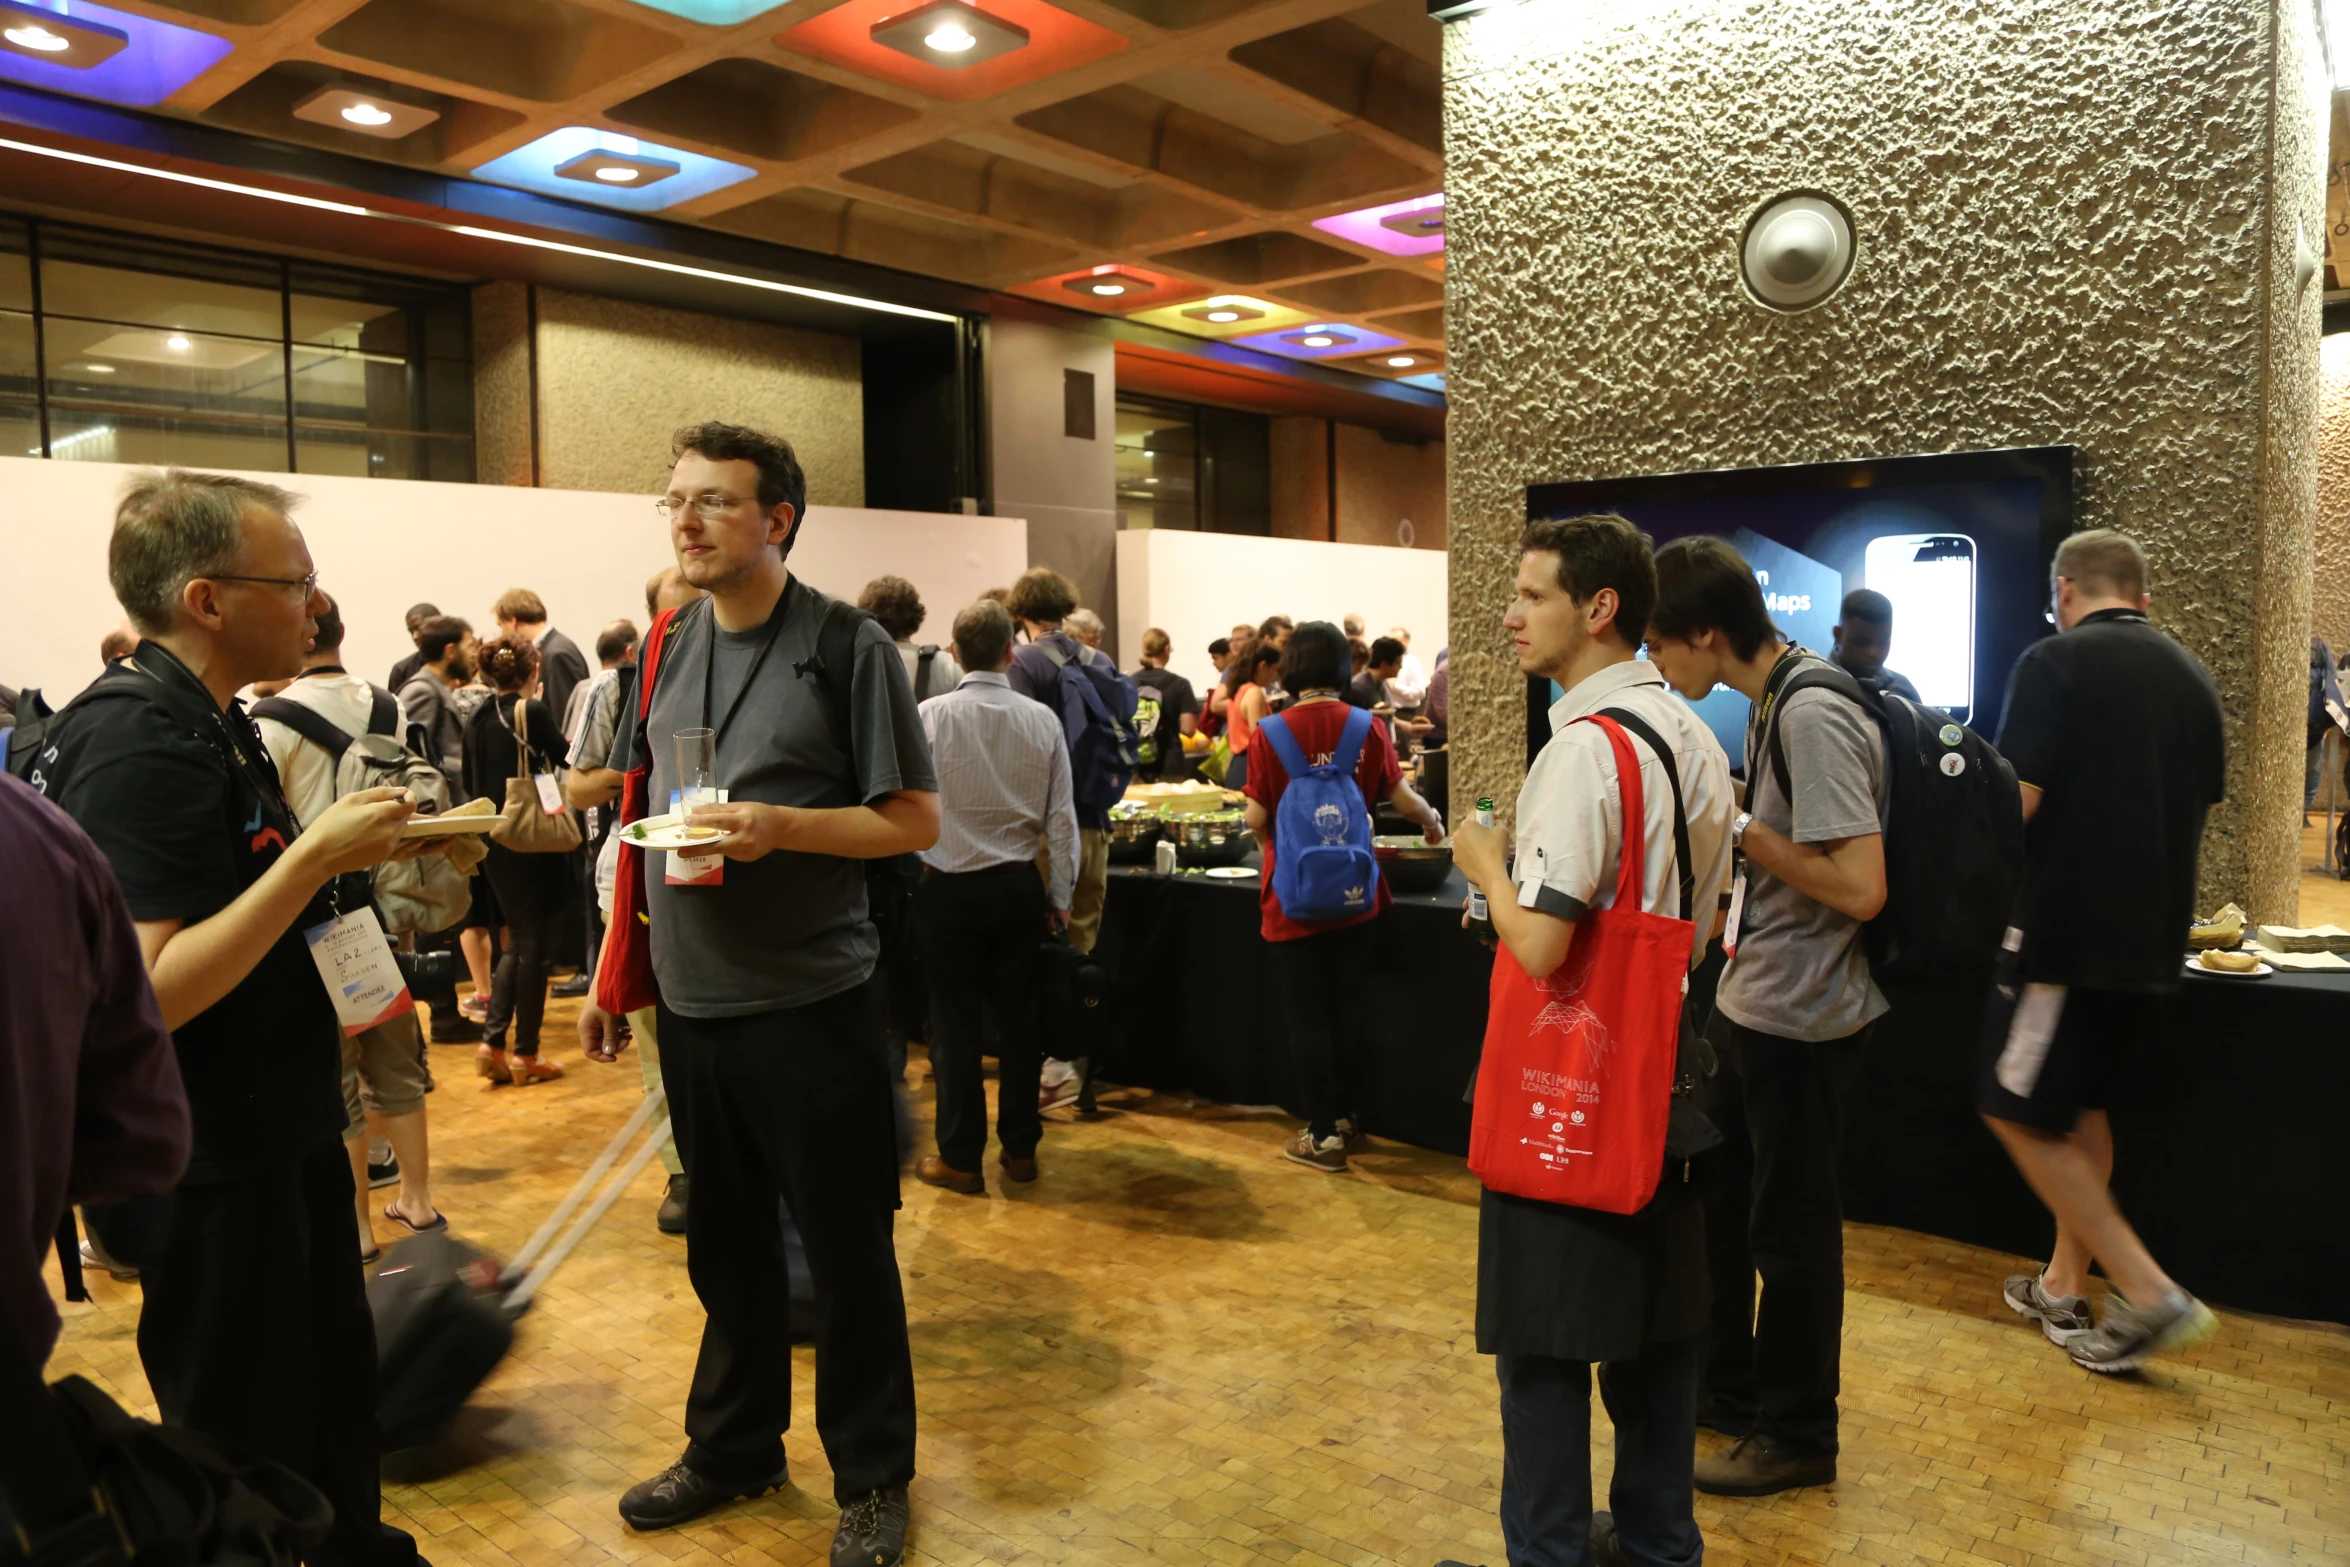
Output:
top-left (1283, 1130), bottom-right (1348, 1173)
top-left (2067, 1290), bottom-right (2218, 1375)
top-left (1693, 1433), bottom-right (1835, 1496)
top-left (657, 1175), bottom-right (689, 1235)
top-left (830, 1485), bottom-right (909, 1567)
top-left (2004, 1272), bottom-right (2093, 1346)
top-left (367, 1151), bottom-right (401, 1190)
top-left (619, 1458), bottom-right (788, 1531)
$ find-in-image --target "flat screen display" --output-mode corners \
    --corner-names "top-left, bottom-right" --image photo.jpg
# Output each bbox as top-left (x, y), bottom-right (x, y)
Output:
top-left (1525, 446), bottom-right (2075, 769)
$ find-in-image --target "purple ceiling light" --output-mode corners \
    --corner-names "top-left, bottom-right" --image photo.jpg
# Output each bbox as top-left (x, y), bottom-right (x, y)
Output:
top-left (0, 0), bottom-right (229, 108)
top-left (1311, 192), bottom-right (1444, 258)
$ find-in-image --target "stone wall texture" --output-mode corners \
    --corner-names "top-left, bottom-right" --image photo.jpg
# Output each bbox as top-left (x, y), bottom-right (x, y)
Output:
top-left (470, 281), bottom-right (532, 489)
top-left (2317, 334), bottom-right (2350, 655)
top-left (1442, 0), bottom-right (2324, 920)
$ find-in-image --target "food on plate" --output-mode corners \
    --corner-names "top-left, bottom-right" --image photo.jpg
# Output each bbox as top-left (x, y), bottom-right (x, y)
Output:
top-left (2197, 949), bottom-right (2260, 973)
top-left (2187, 903), bottom-right (2246, 951)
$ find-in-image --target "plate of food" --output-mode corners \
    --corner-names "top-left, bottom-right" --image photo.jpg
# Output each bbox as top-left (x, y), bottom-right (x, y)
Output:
top-left (1203, 865), bottom-right (1259, 880)
top-left (399, 800), bottom-right (500, 838)
top-left (618, 813), bottom-right (732, 852)
top-left (2186, 949), bottom-right (2274, 979)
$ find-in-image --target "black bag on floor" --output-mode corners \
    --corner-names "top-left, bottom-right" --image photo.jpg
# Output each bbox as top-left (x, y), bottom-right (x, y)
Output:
top-left (1036, 936), bottom-right (1110, 1066)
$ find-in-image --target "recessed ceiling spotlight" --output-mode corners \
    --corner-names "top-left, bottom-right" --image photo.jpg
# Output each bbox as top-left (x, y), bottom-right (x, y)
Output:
top-left (1386, 355), bottom-right (1417, 368)
top-left (0, 2), bottom-right (129, 69)
top-left (870, 1), bottom-right (1030, 68)
top-left (1091, 282), bottom-right (1124, 296)
top-left (1181, 299), bottom-right (1266, 325)
top-left (554, 148), bottom-right (682, 190)
top-left (291, 85), bottom-right (440, 140)
top-left (1301, 335), bottom-right (1334, 347)
top-left (1281, 327), bottom-right (1358, 351)
top-left (83, 362), bottom-right (114, 373)
top-left (1059, 266), bottom-right (1155, 303)
top-left (165, 334), bottom-right (190, 351)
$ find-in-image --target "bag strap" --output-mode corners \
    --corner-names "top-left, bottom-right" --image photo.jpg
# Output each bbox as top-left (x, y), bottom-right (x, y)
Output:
top-left (1256, 711), bottom-right (1312, 779)
top-left (506, 697), bottom-right (534, 778)
top-left (1598, 706), bottom-right (1695, 922)
top-left (367, 686), bottom-right (399, 737)
top-left (808, 594), bottom-right (869, 756)
top-left (249, 696), bottom-right (355, 760)
top-left (1574, 715), bottom-right (1649, 911)
top-left (1329, 704), bottom-right (1374, 777)
top-left (915, 645), bottom-right (938, 695)
top-left (1761, 655), bottom-right (1867, 807)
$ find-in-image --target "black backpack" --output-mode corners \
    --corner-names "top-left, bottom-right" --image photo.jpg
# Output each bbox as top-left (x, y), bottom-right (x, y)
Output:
top-left (2, 688), bottom-right (59, 786)
top-left (1759, 657), bottom-right (2023, 992)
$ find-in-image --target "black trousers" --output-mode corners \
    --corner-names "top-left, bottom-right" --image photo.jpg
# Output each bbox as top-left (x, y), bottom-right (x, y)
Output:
top-left (1700, 1017), bottom-right (1870, 1457)
top-left (1267, 920), bottom-right (1376, 1138)
top-left (916, 863), bottom-right (1046, 1172)
top-left (484, 846), bottom-right (569, 1053)
top-left (137, 1137), bottom-right (415, 1567)
top-left (1497, 1338), bottom-right (1705, 1567)
top-left (658, 983), bottom-right (916, 1502)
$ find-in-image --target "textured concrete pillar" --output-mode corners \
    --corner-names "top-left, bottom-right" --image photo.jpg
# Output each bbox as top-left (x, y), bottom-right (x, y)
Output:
top-left (1442, 0), bottom-right (2323, 921)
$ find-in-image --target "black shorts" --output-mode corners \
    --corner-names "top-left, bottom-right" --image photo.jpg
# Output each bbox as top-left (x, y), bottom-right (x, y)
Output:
top-left (1974, 983), bottom-right (2153, 1132)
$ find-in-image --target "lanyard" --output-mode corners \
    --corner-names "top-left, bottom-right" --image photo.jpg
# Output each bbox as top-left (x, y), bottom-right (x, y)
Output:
top-left (700, 583), bottom-right (794, 750)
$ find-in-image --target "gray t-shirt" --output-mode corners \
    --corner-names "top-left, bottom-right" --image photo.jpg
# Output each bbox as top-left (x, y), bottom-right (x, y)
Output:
top-left (1715, 676), bottom-right (1888, 1043)
top-left (615, 580), bottom-right (936, 1018)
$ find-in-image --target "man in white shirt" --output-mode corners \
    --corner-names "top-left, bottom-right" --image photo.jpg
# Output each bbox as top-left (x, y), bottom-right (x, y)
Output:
top-left (911, 598), bottom-right (1078, 1197)
top-left (858, 573), bottom-right (964, 701)
top-left (250, 594), bottom-right (443, 1261)
top-left (1447, 512), bottom-right (1733, 1567)
top-left (1384, 626), bottom-right (1429, 711)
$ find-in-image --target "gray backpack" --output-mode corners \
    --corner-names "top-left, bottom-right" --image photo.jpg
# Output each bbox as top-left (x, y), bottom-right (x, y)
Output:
top-left (250, 688), bottom-right (473, 935)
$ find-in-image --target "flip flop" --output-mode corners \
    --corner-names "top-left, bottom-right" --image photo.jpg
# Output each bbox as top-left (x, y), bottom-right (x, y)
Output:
top-left (384, 1205), bottom-right (447, 1236)
top-left (361, 1245), bottom-right (383, 1266)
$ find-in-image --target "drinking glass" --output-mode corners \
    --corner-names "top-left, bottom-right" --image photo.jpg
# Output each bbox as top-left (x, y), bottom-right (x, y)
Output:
top-left (675, 728), bottom-right (716, 813)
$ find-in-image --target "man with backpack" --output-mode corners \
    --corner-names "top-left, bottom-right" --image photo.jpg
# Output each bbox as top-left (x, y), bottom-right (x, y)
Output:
top-left (1130, 627), bottom-right (1199, 782)
top-left (28, 469), bottom-right (431, 1567)
top-left (860, 574), bottom-right (964, 700)
top-left (253, 593), bottom-right (470, 1260)
top-left (1439, 514), bottom-right (1733, 1567)
top-left (1006, 567), bottom-right (1137, 955)
top-left (1643, 535), bottom-right (1887, 1498)
top-left (1240, 621), bottom-right (1443, 1174)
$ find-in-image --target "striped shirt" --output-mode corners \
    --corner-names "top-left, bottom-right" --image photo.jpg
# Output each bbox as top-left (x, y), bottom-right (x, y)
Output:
top-left (919, 671), bottom-right (1079, 908)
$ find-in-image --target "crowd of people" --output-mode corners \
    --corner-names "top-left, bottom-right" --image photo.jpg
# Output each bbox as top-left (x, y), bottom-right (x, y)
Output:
top-left (0, 416), bottom-right (2229, 1567)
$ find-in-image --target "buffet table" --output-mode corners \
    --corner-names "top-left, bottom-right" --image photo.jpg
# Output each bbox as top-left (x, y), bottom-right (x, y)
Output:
top-left (1096, 862), bottom-right (2350, 1325)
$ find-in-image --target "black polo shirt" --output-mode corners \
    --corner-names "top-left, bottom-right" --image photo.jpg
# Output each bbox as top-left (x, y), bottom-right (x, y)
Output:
top-left (42, 641), bottom-right (345, 1181)
top-left (1995, 609), bottom-right (2225, 992)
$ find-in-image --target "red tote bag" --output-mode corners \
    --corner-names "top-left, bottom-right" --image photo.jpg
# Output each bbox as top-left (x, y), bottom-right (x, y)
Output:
top-left (592, 605), bottom-right (680, 1017)
top-left (1468, 715), bottom-right (1695, 1215)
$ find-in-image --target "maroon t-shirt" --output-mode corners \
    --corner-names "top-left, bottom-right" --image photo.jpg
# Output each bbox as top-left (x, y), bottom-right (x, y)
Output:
top-left (1242, 700), bottom-right (1401, 942)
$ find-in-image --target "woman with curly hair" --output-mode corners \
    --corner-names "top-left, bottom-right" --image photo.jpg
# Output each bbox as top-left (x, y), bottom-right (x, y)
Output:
top-left (460, 634), bottom-right (573, 1085)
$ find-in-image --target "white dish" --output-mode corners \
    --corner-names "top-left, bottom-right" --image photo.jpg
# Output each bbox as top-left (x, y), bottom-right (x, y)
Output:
top-left (2186, 955), bottom-right (2274, 979)
top-left (1203, 865), bottom-right (1259, 880)
top-left (398, 814), bottom-right (500, 839)
top-left (617, 813), bottom-right (732, 853)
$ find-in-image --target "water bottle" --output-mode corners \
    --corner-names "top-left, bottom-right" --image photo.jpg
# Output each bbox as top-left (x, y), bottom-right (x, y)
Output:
top-left (1467, 797), bottom-right (1496, 941)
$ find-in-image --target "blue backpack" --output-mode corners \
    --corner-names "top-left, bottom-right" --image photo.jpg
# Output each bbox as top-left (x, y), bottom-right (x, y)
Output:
top-left (1259, 706), bottom-right (1380, 922)
top-left (1033, 634), bottom-right (1141, 813)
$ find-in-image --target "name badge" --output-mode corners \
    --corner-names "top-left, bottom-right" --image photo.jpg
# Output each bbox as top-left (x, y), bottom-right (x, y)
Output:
top-left (1722, 866), bottom-right (1748, 959)
top-left (303, 907), bottom-right (416, 1037)
top-left (533, 773), bottom-right (564, 814)
top-left (667, 787), bottom-right (727, 886)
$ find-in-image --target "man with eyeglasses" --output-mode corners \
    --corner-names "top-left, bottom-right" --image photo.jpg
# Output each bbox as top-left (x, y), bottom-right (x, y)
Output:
top-left (578, 423), bottom-right (937, 1567)
top-left (32, 468), bottom-right (434, 1567)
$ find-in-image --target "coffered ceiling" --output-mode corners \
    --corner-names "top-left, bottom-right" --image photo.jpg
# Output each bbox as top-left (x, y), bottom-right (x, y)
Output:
top-left (26, 0), bottom-right (1448, 381)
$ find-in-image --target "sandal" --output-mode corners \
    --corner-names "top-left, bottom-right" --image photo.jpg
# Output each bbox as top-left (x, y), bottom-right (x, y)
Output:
top-left (384, 1203), bottom-right (447, 1236)
top-left (508, 1055), bottom-right (565, 1086)
top-left (475, 1044), bottom-right (508, 1082)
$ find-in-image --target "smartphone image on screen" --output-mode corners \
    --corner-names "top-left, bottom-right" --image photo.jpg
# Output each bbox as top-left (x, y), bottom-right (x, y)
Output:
top-left (1862, 533), bottom-right (1975, 720)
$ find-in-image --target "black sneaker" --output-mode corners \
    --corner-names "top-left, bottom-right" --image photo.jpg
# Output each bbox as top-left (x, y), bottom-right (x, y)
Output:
top-left (657, 1175), bottom-right (689, 1235)
top-left (831, 1487), bottom-right (908, 1567)
top-left (551, 974), bottom-right (591, 999)
top-left (1588, 1510), bottom-right (1628, 1567)
top-left (618, 1458), bottom-right (787, 1531)
top-left (368, 1152), bottom-right (401, 1190)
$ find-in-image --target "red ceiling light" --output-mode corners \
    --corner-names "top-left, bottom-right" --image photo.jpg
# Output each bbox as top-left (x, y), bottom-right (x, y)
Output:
top-left (870, 0), bottom-right (1029, 67)
top-left (1061, 264), bottom-right (1154, 301)
top-left (778, 0), bottom-right (1125, 103)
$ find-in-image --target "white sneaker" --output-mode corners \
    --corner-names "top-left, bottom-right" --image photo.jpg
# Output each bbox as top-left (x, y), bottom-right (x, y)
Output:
top-left (1039, 1059), bottom-right (1082, 1111)
top-left (2003, 1272), bottom-right (2093, 1345)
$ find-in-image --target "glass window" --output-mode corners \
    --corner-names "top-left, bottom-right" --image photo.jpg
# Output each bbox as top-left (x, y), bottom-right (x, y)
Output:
top-left (1115, 397), bottom-right (1197, 530)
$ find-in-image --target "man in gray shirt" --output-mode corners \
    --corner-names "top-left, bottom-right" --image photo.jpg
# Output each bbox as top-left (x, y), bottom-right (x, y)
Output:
top-left (578, 422), bottom-right (938, 1567)
top-left (1646, 536), bottom-right (1887, 1500)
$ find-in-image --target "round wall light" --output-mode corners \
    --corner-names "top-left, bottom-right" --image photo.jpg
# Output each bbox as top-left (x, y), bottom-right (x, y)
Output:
top-left (1739, 193), bottom-right (1855, 312)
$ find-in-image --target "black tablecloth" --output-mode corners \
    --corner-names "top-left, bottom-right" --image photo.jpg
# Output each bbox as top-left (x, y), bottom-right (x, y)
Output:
top-left (1098, 864), bottom-right (2350, 1325)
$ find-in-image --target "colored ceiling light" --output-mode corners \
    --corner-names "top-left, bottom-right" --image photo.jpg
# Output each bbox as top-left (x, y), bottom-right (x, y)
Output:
top-left (1398, 371), bottom-right (1447, 392)
top-left (1129, 294), bottom-right (1311, 339)
top-left (471, 127), bottom-right (753, 212)
top-left (0, 0), bottom-right (219, 103)
top-left (1385, 355), bottom-right (1417, 368)
top-left (1285, 328), bottom-right (1354, 349)
top-left (1184, 300), bottom-right (1261, 323)
top-left (291, 84), bottom-right (441, 141)
top-left (1231, 322), bottom-right (1406, 361)
top-left (870, 1), bottom-right (1028, 68)
top-left (619, 0), bottom-right (789, 20)
top-left (1061, 265), bottom-right (1154, 301)
top-left (1312, 192), bottom-right (1446, 258)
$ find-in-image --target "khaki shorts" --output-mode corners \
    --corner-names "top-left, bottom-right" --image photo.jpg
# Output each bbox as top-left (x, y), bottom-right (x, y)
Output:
top-left (342, 1012), bottom-right (431, 1134)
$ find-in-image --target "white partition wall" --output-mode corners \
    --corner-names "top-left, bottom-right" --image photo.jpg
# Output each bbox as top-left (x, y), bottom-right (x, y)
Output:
top-left (0, 455), bottom-right (1026, 703)
top-left (1115, 528), bottom-right (1448, 695)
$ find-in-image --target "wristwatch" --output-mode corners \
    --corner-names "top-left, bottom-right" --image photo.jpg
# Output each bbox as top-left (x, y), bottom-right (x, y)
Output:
top-left (1731, 811), bottom-right (1753, 849)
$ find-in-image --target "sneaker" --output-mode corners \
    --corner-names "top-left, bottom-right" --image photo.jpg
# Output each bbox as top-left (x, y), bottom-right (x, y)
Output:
top-left (367, 1151), bottom-right (401, 1190)
top-left (1337, 1117), bottom-right (1370, 1154)
top-left (550, 974), bottom-right (591, 999)
top-left (1282, 1130), bottom-right (1348, 1173)
top-left (618, 1457), bottom-right (788, 1531)
top-left (2066, 1289), bottom-right (2218, 1375)
top-left (1693, 1433), bottom-right (1835, 1496)
top-left (2004, 1272), bottom-right (2093, 1345)
top-left (1039, 1059), bottom-right (1082, 1112)
top-left (458, 996), bottom-right (489, 1024)
top-left (657, 1175), bottom-right (689, 1235)
top-left (78, 1239), bottom-right (137, 1282)
top-left (830, 1486), bottom-right (909, 1567)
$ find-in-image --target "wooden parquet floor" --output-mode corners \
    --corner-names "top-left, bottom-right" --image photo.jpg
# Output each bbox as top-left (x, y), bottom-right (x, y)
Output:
top-left (42, 989), bottom-right (2350, 1567)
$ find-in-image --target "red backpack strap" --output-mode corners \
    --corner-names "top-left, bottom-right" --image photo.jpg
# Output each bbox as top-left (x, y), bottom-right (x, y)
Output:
top-left (1574, 714), bottom-right (1647, 910)
top-left (636, 605), bottom-right (680, 723)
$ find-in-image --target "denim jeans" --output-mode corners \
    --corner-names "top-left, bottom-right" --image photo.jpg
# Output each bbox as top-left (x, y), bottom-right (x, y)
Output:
top-left (1497, 1337), bottom-right (1705, 1567)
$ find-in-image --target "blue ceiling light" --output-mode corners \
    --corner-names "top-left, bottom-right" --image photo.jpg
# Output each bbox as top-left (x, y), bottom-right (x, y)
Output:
top-left (1229, 321), bottom-right (1406, 362)
top-left (617, 0), bottom-right (786, 20)
top-left (0, 0), bottom-right (227, 106)
top-left (1398, 371), bottom-right (1446, 392)
top-left (470, 128), bottom-right (753, 212)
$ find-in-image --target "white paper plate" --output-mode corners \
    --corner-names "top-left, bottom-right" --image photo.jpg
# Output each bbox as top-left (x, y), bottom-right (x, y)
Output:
top-left (617, 813), bottom-right (732, 853)
top-left (1203, 865), bottom-right (1259, 879)
top-left (2185, 955), bottom-right (2274, 979)
top-left (398, 814), bottom-right (500, 839)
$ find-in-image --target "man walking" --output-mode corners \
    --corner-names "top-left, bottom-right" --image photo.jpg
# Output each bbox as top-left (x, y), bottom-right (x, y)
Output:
top-left (1644, 535), bottom-right (1887, 1497)
top-left (577, 423), bottom-right (936, 1567)
top-left (38, 468), bottom-right (427, 1567)
top-left (912, 598), bottom-right (1078, 1197)
top-left (1981, 529), bottom-right (2223, 1371)
top-left (1445, 512), bottom-right (1733, 1567)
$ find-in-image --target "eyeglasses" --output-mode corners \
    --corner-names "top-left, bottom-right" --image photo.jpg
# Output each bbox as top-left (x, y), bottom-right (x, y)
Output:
top-left (654, 493), bottom-right (748, 521)
top-left (211, 570), bottom-right (320, 597)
